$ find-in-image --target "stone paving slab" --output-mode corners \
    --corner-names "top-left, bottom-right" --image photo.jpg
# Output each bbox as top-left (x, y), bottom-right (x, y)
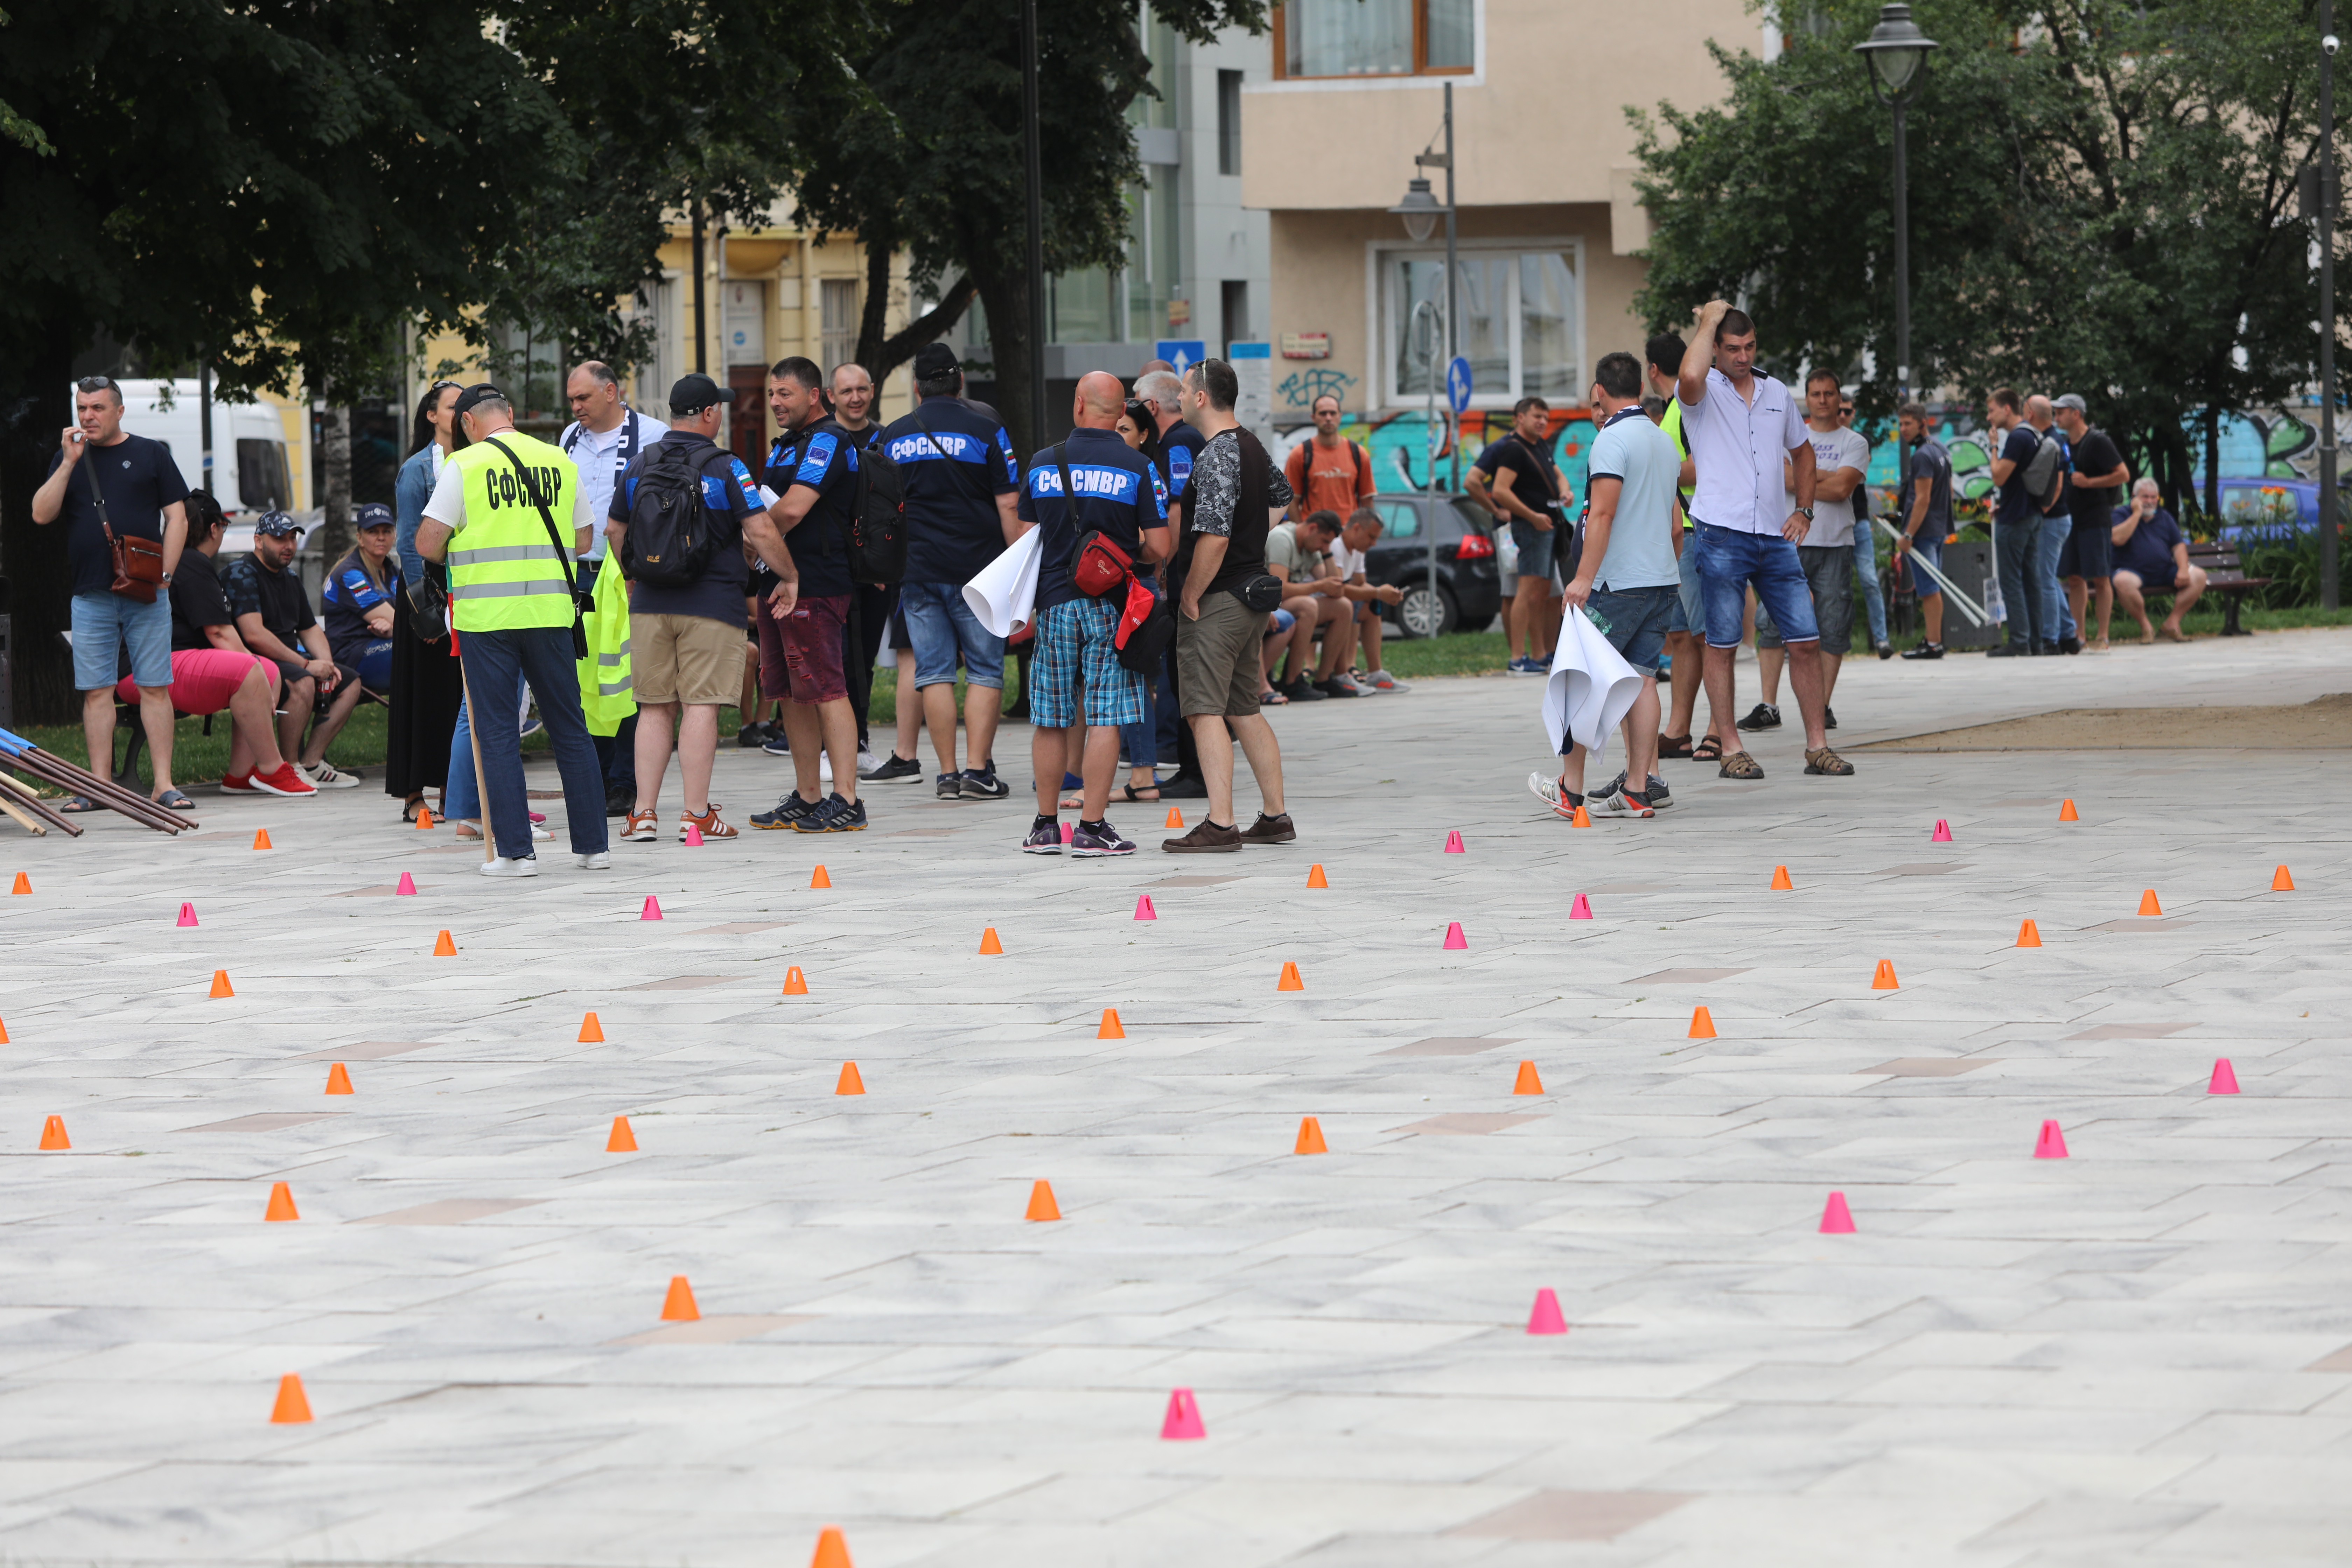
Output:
top-left (1, 629), bottom-right (2349, 1565)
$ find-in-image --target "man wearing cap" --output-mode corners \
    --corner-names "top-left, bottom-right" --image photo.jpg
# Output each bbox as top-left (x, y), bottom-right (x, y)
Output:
top-left (415, 383), bottom-right (612, 876)
top-left (2052, 393), bottom-right (2129, 650)
top-left (877, 342), bottom-right (1024, 799)
top-left (222, 510), bottom-right (368, 789)
top-left (561, 360), bottom-right (668, 812)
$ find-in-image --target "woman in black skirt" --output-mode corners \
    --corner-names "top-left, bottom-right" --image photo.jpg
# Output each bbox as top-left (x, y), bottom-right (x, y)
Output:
top-left (384, 381), bottom-right (467, 819)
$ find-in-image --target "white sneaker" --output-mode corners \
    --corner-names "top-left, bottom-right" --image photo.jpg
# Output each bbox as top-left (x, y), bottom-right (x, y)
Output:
top-left (855, 748), bottom-right (880, 775)
top-left (479, 855), bottom-right (539, 878)
top-left (574, 851), bottom-right (611, 870)
top-left (299, 760), bottom-right (360, 789)
top-left (1591, 786), bottom-right (1655, 819)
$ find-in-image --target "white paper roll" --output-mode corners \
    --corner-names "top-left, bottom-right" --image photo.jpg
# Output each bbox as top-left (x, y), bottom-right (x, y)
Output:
top-left (1540, 604), bottom-right (1644, 764)
top-left (962, 527), bottom-right (1043, 639)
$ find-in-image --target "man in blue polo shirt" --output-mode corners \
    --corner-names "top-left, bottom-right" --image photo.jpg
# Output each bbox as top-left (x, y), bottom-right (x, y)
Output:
top-left (1019, 371), bottom-right (1173, 857)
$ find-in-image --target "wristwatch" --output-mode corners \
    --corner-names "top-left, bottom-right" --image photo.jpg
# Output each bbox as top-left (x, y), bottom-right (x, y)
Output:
top-left (1797, 505), bottom-right (1815, 521)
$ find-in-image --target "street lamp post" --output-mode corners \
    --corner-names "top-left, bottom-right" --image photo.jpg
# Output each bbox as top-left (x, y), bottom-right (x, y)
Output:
top-left (1391, 80), bottom-right (1459, 471)
top-left (1021, 0), bottom-right (1048, 457)
top-left (1856, 5), bottom-right (1938, 406)
top-left (2321, 3), bottom-right (2341, 609)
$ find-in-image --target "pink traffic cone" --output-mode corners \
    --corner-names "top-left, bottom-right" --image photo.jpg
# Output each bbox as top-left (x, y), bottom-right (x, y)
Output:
top-left (1931, 819), bottom-right (1953, 843)
top-left (395, 872), bottom-right (417, 896)
top-left (1061, 822), bottom-right (1075, 844)
top-left (1443, 921), bottom-right (1467, 949)
top-left (684, 824), bottom-right (704, 847)
top-left (1526, 1287), bottom-right (1568, 1335)
top-left (1569, 892), bottom-right (1593, 920)
top-left (2033, 1119), bottom-right (2070, 1159)
top-left (1160, 1387), bottom-right (1206, 1440)
top-left (1134, 895), bottom-right (1157, 921)
top-left (1443, 829), bottom-right (1465, 854)
top-left (641, 895), bottom-right (663, 920)
top-left (176, 902), bottom-right (198, 927)
top-left (1819, 1191), bottom-right (1856, 1233)
top-left (2207, 1058), bottom-right (2240, 1094)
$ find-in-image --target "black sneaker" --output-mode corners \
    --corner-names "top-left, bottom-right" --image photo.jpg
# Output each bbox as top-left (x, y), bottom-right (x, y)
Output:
top-left (861, 752), bottom-right (923, 784)
top-left (1157, 773), bottom-right (1209, 799)
top-left (1736, 702), bottom-right (1782, 731)
top-left (751, 791), bottom-right (819, 830)
top-left (1282, 677), bottom-right (1327, 702)
top-left (604, 782), bottom-right (635, 818)
top-left (1070, 819), bottom-right (1136, 856)
top-left (960, 767), bottom-right (1010, 800)
top-left (1987, 644), bottom-right (2028, 658)
top-left (1876, 640), bottom-right (1895, 660)
top-left (736, 721), bottom-right (776, 749)
top-left (935, 771), bottom-right (964, 799)
top-left (794, 792), bottom-right (867, 832)
top-left (2059, 636), bottom-right (2084, 655)
top-left (1021, 818), bottom-right (1063, 854)
top-left (1824, 706), bottom-right (1838, 730)
top-left (1316, 677), bottom-right (1362, 699)
top-left (1901, 642), bottom-right (1944, 660)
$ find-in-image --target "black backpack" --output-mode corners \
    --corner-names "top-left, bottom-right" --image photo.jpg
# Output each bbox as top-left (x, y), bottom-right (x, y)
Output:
top-left (845, 430), bottom-right (907, 584)
top-left (621, 440), bottom-right (730, 588)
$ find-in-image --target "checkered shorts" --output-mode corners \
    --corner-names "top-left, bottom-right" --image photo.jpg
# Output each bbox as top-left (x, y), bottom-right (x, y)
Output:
top-left (1029, 597), bottom-right (1146, 729)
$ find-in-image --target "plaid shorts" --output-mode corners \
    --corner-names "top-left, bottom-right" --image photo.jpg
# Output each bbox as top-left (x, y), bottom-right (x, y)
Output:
top-left (1029, 597), bottom-right (1145, 729)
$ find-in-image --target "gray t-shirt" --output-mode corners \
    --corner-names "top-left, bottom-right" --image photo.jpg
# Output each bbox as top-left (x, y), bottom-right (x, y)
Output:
top-left (1584, 407), bottom-right (1682, 590)
top-left (1785, 424), bottom-right (1871, 549)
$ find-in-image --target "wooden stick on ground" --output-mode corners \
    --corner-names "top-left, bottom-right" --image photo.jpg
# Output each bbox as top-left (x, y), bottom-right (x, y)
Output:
top-left (0, 770), bottom-right (84, 838)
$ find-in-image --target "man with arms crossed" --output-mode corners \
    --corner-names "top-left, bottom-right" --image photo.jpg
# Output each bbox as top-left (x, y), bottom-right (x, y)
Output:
top-left (1752, 369), bottom-right (1869, 730)
top-left (1467, 397), bottom-right (1571, 675)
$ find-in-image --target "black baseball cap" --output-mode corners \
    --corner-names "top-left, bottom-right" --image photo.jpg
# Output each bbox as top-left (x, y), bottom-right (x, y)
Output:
top-left (254, 510), bottom-right (304, 538)
top-left (452, 383), bottom-right (508, 419)
top-left (355, 502), bottom-right (394, 531)
top-left (912, 343), bottom-right (961, 381)
top-left (669, 373), bottom-right (728, 414)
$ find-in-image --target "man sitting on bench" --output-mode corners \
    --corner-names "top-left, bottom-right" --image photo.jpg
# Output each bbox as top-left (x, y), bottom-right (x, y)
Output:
top-left (2110, 478), bottom-right (2206, 644)
top-left (221, 509), bottom-right (365, 787)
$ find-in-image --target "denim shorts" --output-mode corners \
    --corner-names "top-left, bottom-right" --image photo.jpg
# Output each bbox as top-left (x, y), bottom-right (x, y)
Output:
top-left (1584, 583), bottom-right (1678, 676)
top-left (1670, 530), bottom-right (1702, 635)
top-left (1030, 598), bottom-right (1144, 729)
top-left (1694, 523), bottom-right (1817, 649)
top-left (1510, 519), bottom-right (1556, 580)
top-left (71, 591), bottom-right (174, 690)
top-left (1908, 532), bottom-right (1945, 597)
top-left (900, 579), bottom-right (1007, 690)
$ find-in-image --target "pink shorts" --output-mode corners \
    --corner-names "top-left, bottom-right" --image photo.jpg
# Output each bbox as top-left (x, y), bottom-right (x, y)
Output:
top-left (117, 649), bottom-right (275, 715)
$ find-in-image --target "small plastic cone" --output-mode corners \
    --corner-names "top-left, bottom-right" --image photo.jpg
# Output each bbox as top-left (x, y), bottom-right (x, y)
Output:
top-left (177, 902), bottom-right (198, 927)
top-left (1159, 1387), bottom-right (1206, 1440)
top-left (836, 1061), bottom-right (866, 1095)
top-left (1443, 921), bottom-right (1467, 949)
top-left (810, 864), bottom-right (831, 889)
top-left (9, 872), bottom-right (29, 895)
top-left (264, 1182), bottom-right (299, 1222)
top-left (2208, 1057), bottom-right (2240, 1094)
top-left (1931, 819), bottom-right (1953, 842)
top-left (2058, 798), bottom-right (2079, 821)
top-left (641, 895), bottom-right (662, 920)
top-left (252, 829), bottom-right (272, 850)
top-left (1570, 805), bottom-right (1592, 828)
top-left (1871, 959), bottom-right (1899, 990)
top-left (1819, 1191), bottom-right (1856, 1233)
top-left (1569, 892), bottom-right (1593, 920)
top-left (0, 1016), bottom-right (9, 1043)
top-left (1097, 1008), bottom-right (1125, 1039)
top-left (1770, 864), bottom-right (1794, 890)
top-left (2033, 1119), bottom-right (2069, 1159)
top-left (809, 1527), bottom-right (854, 1568)
top-left (1512, 1060), bottom-right (1544, 1096)
top-left (395, 872), bottom-right (417, 895)
top-left (2016, 918), bottom-right (2042, 947)
top-left (1526, 1288), bottom-right (1568, 1335)
top-left (783, 966), bottom-right (808, 995)
top-left (1444, 829), bottom-right (1465, 853)
top-left (684, 824), bottom-right (704, 847)
top-left (432, 929), bottom-right (457, 957)
top-left (1134, 894), bottom-right (1157, 921)
top-left (660, 1275), bottom-right (700, 1321)
top-left (1060, 822), bottom-right (1074, 843)
top-left (1276, 960), bottom-right (1304, 991)
top-left (1294, 1115), bottom-right (1327, 1154)
top-left (323, 1063), bottom-right (353, 1096)
top-left (414, 805), bottom-right (434, 830)
top-left (978, 926), bottom-right (1004, 954)
top-left (607, 1115), bottom-right (637, 1151)
top-left (270, 1372), bottom-right (313, 1424)
top-left (1165, 807), bottom-right (1184, 829)
top-left (1306, 863), bottom-right (1328, 888)
top-left (1024, 1179), bottom-right (1061, 1221)
top-left (579, 1011), bottom-right (604, 1042)
top-left (210, 969), bottom-right (234, 999)
top-left (2272, 864), bottom-right (2295, 891)
top-left (38, 1115), bottom-right (68, 1150)
top-left (1689, 1006), bottom-right (1717, 1039)
top-left (2138, 889), bottom-right (2162, 916)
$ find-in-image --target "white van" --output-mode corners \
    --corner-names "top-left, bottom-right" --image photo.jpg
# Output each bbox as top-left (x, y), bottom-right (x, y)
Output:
top-left (94, 378), bottom-right (304, 524)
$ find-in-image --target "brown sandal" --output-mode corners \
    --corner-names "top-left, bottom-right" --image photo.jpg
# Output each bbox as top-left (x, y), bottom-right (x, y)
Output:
top-left (1657, 733), bottom-right (1695, 761)
top-left (1692, 734), bottom-right (1725, 764)
top-left (1718, 749), bottom-right (1765, 780)
top-left (1804, 747), bottom-right (1855, 776)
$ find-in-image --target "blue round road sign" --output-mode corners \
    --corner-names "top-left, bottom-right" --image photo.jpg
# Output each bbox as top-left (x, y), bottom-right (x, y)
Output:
top-left (1445, 356), bottom-right (1473, 413)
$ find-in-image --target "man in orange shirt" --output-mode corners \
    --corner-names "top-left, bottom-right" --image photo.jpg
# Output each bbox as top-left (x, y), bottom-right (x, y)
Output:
top-left (1284, 394), bottom-right (1375, 523)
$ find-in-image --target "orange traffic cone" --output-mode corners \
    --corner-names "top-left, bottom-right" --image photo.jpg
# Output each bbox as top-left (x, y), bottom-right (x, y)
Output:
top-left (270, 1372), bottom-right (313, 1423)
top-left (414, 805), bottom-right (434, 830)
top-left (2137, 889), bottom-right (2162, 916)
top-left (2016, 919), bottom-right (2042, 948)
top-left (38, 1114), bottom-right (68, 1150)
top-left (1570, 804), bottom-right (1591, 827)
top-left (323, 1063), bottom-right (353, 1095)
top-left (579, 1011), bottom-right (604, 1042)
top-left (1097, 1008), bottom-right (1125, 1039)
top-left (9, 872), bottom-right (27, 894)
top-left (835, 1062), bottom-right (865, 1095)
top-left (978, 926), bottom-right (1004, 954)
top-left (809, 1526), bottom-right (854, 1568)
top-left (2058, 799), bottom-right (2079, 821)
top-left (810, 864), bottom-right (831, 889)
top-left (1871, 959), bottom-right (1899, 990)
top-left (210, 969), bottom-right (234, 998)
top-left (1276, 961), bottom-right (1304, 991)
top-left (1306, 863), bottom-right (1328, 888)
top-left (607, 1115), bottom-right (637, 1152)
top-left (1166, 807), bottom-right (1184, 829)
top-left (2272, 864), bottom-right (2295, 891)
top-left (660, 1275), bottom-right (700, 1321)
top-left (1770, 864), bottom-right (1794, 890)
top-left (1688, 1006), bottom-right (1717, 1039)
top-left (0, 1016), bottom-right (9, 1043)
top-left (264, 1181), bottom-right (299, 1222)
top-left (1512, 1060), bottom-right (1544, 1096)
top-left (782, 966), bottom-right (809, 995)
top-left (1294, 1115), bottom-right (1328, 1154)
top-left (252, 829), bottom-right (272, 850)
top-left (1024, 1179), bottom-right (1062, 1221)
top-left (432, 929), bottom-right (457, 956)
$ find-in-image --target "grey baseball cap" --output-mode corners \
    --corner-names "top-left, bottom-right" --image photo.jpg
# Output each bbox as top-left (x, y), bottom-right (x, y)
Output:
top-left (2052, 393), bottom-right (2087, 413)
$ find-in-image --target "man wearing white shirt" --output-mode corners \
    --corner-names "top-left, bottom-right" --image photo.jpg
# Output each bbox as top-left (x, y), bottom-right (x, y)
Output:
top-left (1674, 301), bottom-right (1852, 779)
top-left (560, 361), bottom-right (667, 811)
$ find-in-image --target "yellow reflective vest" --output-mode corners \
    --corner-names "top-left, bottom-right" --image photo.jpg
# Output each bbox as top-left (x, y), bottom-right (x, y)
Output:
top-left (447, 432), bottom-right (581, 632)
top-left (579, 556), bottom-right (635, 735)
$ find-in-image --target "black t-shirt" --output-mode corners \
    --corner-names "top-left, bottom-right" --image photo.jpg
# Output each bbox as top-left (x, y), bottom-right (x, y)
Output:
top-left (1473, 434), bottom-right (1564, 526)
top-left (47, 433), bottom-right (190, 597)
top-left (1155, 421), bottom-right (1208, 517)
top-left (764, 418), bottom-right (862, 599)
top-left (880, 396), bottom-right (1019, 586)
top-left (167, 550), bottom-right (235, 652)
top-left (2068, 428), bottom-right (2126, 529)
top-left (1018, 427), bottom-right (1171, 611)
top-left (220, 553), bottom-right (316, 651)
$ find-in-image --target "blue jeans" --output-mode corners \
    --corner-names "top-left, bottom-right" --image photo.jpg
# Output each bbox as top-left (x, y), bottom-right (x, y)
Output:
top-left (899, 579), bottom-right (1006, 690)
top-left (71, 592), bottom-right (174, 690)
top-left (456, 625), bottom-right (608, 861)
top-left (2034, 512), bottom-right (2074, 643)
top-left (1694, 524), bottom-right (1817, 649)
top-left (1994, 516), bottom-right (2042, 651)
top-left (1852, 524), bottom-right (1887, 645)
top-left (442, 665), bottom-right (527, 824)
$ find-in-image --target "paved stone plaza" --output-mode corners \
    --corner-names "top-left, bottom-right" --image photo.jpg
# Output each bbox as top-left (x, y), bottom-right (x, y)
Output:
top-left (3, 630), bottom-right (2348, 1567)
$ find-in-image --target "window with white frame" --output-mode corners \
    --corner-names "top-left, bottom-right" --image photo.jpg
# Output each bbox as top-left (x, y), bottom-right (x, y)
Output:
top-left (1380, 243), bottom-right (1582, 408)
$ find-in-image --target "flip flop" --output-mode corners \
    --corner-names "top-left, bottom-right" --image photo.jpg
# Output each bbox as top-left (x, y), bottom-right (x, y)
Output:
top-left (154, 789), bottom-right (196, 811)
top-left (57, 795), bottom-right (98, 813)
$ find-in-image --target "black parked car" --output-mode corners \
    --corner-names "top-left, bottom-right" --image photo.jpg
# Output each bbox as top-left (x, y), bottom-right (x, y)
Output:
top-left (1360, 491), bottom-right (1503, 637)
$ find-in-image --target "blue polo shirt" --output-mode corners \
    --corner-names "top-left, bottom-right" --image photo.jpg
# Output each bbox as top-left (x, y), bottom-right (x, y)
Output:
top-left (764, 419), bottom-right (861, 599)
top-left (1018, 427), bottom-right (1169, 610)
top-left (880, 395), bottom-right (1018, 586)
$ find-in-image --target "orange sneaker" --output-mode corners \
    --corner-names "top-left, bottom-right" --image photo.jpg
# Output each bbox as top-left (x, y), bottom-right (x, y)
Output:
top-left (679, 805), bottom-right (739, 840)
top-left (621, 809), bottom-right (660, 842)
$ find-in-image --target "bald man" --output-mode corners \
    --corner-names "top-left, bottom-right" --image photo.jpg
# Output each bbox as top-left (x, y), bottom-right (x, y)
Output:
top-left (1016, 371), bottom-right (1174, 856)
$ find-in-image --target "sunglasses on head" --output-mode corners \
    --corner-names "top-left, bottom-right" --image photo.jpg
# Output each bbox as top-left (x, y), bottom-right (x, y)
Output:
top-left (75, 376), bottom-right (119, 394)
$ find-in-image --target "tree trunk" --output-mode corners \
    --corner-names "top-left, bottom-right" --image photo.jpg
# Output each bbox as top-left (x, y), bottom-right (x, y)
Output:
top-left (317, 373), bottom-right (353, 565)
top-left (972, 264), bottom-right (1036, 461)
top-left (0, 329), bottom-right (79, 724)
top-left (855, 239), bottom-right (981, 392)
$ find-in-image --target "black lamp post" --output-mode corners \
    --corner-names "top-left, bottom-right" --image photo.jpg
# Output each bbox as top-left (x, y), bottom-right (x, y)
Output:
top-left (1856, 5), bottom-right (1938, 405)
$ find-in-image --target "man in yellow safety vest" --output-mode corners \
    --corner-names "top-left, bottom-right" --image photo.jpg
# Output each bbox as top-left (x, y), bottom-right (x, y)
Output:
top-left (414, 383), bottom-right (612, 876)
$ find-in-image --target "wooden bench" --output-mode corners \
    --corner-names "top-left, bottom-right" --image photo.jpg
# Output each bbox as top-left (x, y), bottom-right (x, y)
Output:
top-left (2183, 542), bottom-right (2269, 637)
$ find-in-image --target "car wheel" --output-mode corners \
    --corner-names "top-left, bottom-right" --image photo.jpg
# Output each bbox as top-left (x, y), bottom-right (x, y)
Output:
top-left (1398, 582), bottom-right (1458, 638)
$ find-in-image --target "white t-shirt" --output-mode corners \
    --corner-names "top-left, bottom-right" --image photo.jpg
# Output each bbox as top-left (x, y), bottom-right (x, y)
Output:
top-left (422, 441), bottom-right (595, 537)
top-left (1330, 539), bottom-right (1368, 581)
top-left (1677, 368), bottom-right (1808, 536)
top-left (558, 409), bottom-right (667, 559)
top-left (1785, 425), bottom-right (1871, 549)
